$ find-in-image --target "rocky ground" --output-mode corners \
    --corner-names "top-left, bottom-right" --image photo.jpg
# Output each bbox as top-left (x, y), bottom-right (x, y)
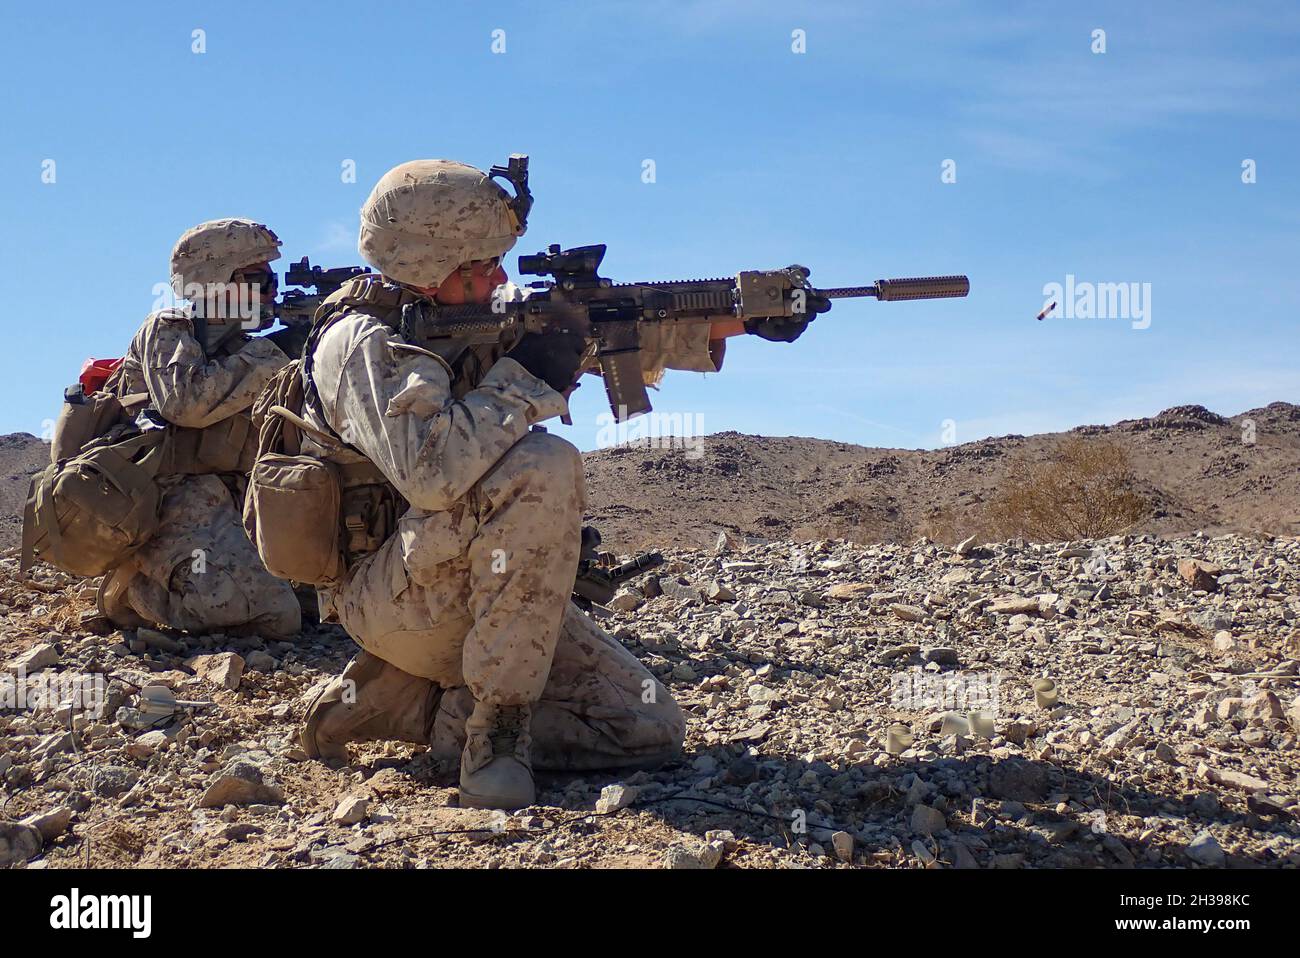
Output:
top-left (2, 529), bottom-right (1298, 870)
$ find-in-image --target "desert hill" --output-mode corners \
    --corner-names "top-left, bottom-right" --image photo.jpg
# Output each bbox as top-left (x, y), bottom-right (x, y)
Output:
top-left (581, 402), bottom-right (1300, 552)
top-left (2, 401), bottom-right (1296, 554)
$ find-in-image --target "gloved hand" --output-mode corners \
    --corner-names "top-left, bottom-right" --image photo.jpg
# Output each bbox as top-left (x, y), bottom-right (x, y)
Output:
top-left (743, 267), bottom-right (833, 343)
top-left (506, 331), bottom-right (588, 393)
top-left (744, 291), bottom-right (832, 343)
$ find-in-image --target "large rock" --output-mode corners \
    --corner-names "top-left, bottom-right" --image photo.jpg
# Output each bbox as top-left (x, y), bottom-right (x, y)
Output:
top-left (1001, 721), bottom-right (1038, 745)
top-left (1186, 831), bottom-right (1225, 867)
top-left (0, 823), bottom-right (43, 867)
top-left (595, 784), bottom-right (639, 814)
top-left (188, 652), bottom-right (245, 691)
top-left (911, 804), bottom-right (947, 837)
top-left (706, 581), bottom-right (736, 603)
top-left (198, 759), bottom-right (285, 808)
top-left (20, 807), bottom-right (73, 842)
top-left (827, 583), bottom-right (873, 601)
top-left (890, 603), bottom-right (928, 622)
top-left (1177, 559), bottom-right (1220, 592)
top-left (9, 643), bottom-right (60, 673)
top-left (91, 765), bottom-right (140, 799)
top-left (922, 647), bottom-right (960, 666)
top-left (135, 628), bottom-right (184, 653)
top-left (1205, 767), bottom-right (1269, 792)
top-left (987, 596), bottom-right (1042, 616)
top-left (713, 530), bottom-right (739, 554)
top-left (830, 831), bottom-right (854, 863)
top-left (1239, 690), bottom-right (1284, 721)
top-left (663, 843), bottom-right (720, 869)
top-left (948, 840), bottom-right (979, 869)
top-left (332, 796), bottom-right (370, 825)
top-left (608, 590), bottom-right (643, 613)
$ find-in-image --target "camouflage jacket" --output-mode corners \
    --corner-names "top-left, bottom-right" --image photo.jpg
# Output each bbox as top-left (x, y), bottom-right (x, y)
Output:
top-left (111, 308), bottom-right (290, 476)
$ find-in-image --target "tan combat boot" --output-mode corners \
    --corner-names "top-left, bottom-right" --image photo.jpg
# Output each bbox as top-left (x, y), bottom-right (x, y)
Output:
top-left (459, 701), bottom-right (535, 810)
top-left (97, 566), bottom-right (150, 630)
top-left (300, 651), bottom-right (441, 761)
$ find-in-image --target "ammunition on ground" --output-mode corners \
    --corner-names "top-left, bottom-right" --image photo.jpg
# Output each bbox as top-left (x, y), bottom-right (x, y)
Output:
top-left (1033, 677), bottom-right (1059, 709)
top-left (940, 712), bottom-right (971, 737)
top-left (968, 710), bottom-right (997, 739)
top-left (886, 724), bottom-right (915, 754)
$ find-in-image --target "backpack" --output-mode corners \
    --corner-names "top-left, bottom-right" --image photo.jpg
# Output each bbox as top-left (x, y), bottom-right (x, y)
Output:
top-left (21, 425), bottom-right (168, 577)
top-left (49, 369), bottom-right (153, 464)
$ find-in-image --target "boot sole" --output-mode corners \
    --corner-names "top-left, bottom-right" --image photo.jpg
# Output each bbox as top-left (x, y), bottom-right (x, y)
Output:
top-left (458, 786), bottom-right (535, 811)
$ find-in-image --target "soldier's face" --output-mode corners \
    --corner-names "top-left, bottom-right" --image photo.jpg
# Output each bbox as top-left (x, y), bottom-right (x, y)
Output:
top-left (230, 261), bottom-right (277, 304)
top-left (428, 258), bottom-right (508, 305)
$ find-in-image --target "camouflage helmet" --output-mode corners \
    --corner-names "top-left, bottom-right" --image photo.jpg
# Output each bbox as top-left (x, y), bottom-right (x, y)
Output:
top-left (358, 160), bottom-right (522, 288)
top-left (169, 218), bottom-right (282, 296)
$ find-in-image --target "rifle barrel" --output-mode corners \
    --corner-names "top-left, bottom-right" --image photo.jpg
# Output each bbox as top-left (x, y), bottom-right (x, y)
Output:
top-left (819, 275), bottom-right (970, 301)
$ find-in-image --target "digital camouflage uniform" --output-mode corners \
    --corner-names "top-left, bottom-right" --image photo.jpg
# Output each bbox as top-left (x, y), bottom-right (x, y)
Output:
top-left (99, 220), bottom-right (301, 640)
top-left (299, 161), bottom-right (718, 806)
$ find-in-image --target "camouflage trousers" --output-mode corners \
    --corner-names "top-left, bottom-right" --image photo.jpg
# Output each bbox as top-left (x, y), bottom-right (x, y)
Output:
top-left (101, 474), bottom-right (301, 640)
top-left (321, 431), bottom-right (684, 769)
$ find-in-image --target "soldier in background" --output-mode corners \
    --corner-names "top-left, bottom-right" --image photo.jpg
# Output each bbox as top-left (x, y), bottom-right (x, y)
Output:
top-left (98, 219), bottom-right (301, 640)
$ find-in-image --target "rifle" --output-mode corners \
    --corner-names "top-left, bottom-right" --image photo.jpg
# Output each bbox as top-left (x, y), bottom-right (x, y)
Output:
top-left (571, 525), bottom-right (664, 609)
top-left (279, 154), bottom-right (969, 414)
top-left (397, 243), bottom-right (969, 421)
top-left (266, 258), bottom-right (373, 357)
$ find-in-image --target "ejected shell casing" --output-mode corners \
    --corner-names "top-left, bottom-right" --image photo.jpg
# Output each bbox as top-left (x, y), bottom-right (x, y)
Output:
top-left (968, 710), bottom-right (997, 739)
top-left (1033, 678), bottom-right (1059, 709)
top-left (886, 724), bottom-right (914, 754)
top-left (939, 712), bottom-right (971, 737)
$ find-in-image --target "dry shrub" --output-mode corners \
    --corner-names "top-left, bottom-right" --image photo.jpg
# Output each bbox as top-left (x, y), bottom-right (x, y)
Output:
top-left (986, 436), bottom-right (1148, 542)
top-left (915, 503), bottom-right (989, 546)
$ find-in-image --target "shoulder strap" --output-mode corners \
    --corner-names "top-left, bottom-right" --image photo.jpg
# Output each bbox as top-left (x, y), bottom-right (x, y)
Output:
top-left (299, 276), bottom-right (423, 451)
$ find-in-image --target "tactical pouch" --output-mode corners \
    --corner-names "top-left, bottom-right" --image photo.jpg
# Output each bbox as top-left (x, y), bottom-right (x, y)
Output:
top-left (22, 427), bottom-right (166, 577)
top-left (338, 471), bottom-right (402, 564)
top-left (245, 452), bottom-right (344, 585)
top-left (243, 361), bottom-right (347, 585)
top-left (166, 412), bottom-right (254, 476)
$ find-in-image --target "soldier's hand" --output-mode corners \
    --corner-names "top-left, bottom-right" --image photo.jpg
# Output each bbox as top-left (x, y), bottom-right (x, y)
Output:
top-left (744, 267), bottom-right (832, 342)
top-left (744, 292), bottom-right (831, 343)
top-left (506, 331), bottom-right (588, 393)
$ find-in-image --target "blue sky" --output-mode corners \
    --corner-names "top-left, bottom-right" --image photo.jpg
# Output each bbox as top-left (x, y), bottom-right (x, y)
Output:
top-left (2, 0), bottom-right (1297, 451)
